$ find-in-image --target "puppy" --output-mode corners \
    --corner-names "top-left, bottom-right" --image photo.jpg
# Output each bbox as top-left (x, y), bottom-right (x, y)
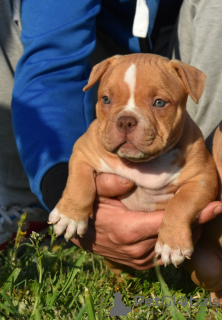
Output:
top-left (49, 53), bottom-right (218, 268)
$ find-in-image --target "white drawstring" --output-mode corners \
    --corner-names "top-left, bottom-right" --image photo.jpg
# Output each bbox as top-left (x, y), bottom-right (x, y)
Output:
top-left (133, 0), bottom-right (149, 38)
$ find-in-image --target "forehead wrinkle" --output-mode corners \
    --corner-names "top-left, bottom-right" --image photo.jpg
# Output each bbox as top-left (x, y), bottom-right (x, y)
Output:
top-left (147, 87), bottom-right (174, 101)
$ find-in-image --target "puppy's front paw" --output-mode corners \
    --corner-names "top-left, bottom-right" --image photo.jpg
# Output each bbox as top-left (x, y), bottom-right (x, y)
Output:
top-left (48, 207), bottom-right (88, 240)
top-left (155, 226), bottom-right (194, 267)
top-left (155, 242), bottom-right (193, 267)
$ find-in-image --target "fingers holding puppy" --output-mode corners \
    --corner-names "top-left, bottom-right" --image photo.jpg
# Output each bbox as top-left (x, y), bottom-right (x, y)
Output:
top-left (96, 173), bottom-right (135, 198)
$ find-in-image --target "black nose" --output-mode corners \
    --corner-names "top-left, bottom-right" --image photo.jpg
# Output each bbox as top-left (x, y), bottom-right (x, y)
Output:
top-left (117, 116), bottom-right (138, 133)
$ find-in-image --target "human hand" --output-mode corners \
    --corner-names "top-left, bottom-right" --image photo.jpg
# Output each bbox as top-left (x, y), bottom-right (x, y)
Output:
top-left (71, 173), bottom-right (222, 270)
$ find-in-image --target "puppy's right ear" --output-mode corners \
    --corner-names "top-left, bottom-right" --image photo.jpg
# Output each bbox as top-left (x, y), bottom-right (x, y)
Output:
top-left (83, 55), bottom-right (121, 92)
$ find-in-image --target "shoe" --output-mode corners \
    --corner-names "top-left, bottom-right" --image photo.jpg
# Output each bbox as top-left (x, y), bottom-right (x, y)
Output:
top-left (0, 204), bottom-right (48, 250)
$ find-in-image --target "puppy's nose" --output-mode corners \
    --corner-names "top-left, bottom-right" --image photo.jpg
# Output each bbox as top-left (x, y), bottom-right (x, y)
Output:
top-left (117, 116), bottom-right (138, 133)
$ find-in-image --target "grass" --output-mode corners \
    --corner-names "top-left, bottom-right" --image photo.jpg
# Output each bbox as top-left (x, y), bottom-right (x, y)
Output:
top-left (0, 213), bottom-right (221, 319)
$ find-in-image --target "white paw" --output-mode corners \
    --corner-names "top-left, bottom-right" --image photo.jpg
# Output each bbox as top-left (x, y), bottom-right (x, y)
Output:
top-left (155, 242), bottom-right (193, 267)
top-left (48, 207), bottom-right (88, 240)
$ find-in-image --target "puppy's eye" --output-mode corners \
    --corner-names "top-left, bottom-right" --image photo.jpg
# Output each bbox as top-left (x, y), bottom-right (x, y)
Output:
top-left (102, 96), bottom-right (111, 104)
top-left (154, 99), bottom-right (166, 107)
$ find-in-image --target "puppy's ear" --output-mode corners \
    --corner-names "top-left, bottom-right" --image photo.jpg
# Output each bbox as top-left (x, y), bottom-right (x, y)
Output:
top-left (83, 55), bottom-right (122, 92)
top-left (169, 60), bottom-right (206, 104)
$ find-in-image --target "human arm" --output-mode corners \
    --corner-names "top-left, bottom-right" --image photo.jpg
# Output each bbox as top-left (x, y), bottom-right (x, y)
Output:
top-left (11, 0), bottom-right (100, 208)
top-left (174, 0), bottom-right (222, 140)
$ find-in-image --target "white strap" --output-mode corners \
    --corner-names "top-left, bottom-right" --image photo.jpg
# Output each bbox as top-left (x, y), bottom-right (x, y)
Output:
top-left (133, 0), bottom-right (149, 38)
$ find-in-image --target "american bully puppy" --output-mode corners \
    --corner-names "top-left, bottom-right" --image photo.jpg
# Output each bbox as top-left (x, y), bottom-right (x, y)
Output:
top-left (48, 53), bottom-right (218, 269)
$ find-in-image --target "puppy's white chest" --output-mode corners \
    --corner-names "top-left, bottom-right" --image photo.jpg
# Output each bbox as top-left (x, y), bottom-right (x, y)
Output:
top-left (98, 149), bottom-right (181, 191)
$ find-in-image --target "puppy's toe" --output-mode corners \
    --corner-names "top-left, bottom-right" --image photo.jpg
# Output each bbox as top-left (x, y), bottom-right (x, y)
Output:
top-left (155, 242), bottom-right (162, 257)
top-left (64, 219), bottom-right (88, 240)
top-left (182, 247), bottom-right (194, 260)
top-left (48, 207), bottom-right (61, 224)
top-left (170, 248), bottom-right (185, 267)
top-left (64, 220), bottom-right (78, 241)
top-left (77, 220), bottom-right (88, 237)
top-left (161, 244), bottom-right (174, 266)
top-left (155, 243), bottom-right (172, 266)
top-left (53, 214), bottom-right (72, 237)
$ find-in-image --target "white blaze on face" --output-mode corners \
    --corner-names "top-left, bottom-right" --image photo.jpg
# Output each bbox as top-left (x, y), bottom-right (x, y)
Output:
top-left (123, 63), bottom-right (137, 111)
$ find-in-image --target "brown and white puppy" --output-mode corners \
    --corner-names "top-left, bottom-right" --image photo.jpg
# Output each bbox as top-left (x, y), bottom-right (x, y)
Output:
top-left (48, 53), bottom-right (218, 268)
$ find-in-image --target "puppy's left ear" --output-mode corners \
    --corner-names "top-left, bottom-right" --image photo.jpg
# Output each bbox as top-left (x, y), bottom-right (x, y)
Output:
top-left (169, 60), bottom-right (206, 104)
top-left (83, 55), bottom-right (122, 92)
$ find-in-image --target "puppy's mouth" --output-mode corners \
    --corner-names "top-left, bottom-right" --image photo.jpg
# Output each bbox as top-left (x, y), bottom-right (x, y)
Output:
top-left (115, 138), bottom-right (176, 163)
top-left (115, 141), bottom-right (149, 162)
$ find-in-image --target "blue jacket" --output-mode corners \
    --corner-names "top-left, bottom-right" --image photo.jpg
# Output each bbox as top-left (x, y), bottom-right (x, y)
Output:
top-left (12, 0), bottom-right (181, 209)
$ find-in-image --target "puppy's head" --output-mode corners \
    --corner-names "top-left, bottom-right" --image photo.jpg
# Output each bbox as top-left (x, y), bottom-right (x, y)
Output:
top-left (84, 54), bottom-right (206, 162)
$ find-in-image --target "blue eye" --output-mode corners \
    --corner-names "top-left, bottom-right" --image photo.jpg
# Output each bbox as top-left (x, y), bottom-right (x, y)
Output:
top-left (154, 99), bottom-right (166, 107)
top-left (102, 96), bottom-right (111, 104)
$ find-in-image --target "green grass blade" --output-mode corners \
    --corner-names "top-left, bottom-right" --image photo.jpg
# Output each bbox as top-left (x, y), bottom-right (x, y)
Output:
top-left (68, 289), bottom-right (81, 309)
top-left (85, 287), bottom-right (95, 320)
top-left (196, 305), bottom-right (206, 320)
top-left (210, 310), bottom-right (222, 320)
top-left (0, 290), bottom-right (23, 320)
top-left (75, 305), bottom-right (87, 320)
top-left (3, 268), bottom-right (21, 292)
top-left (121, 286), bottom-right (130, 307)
top-left (34, 309), bottom-right (41, 320)
top-left (0, 301), bottom-right (16, 314)
top-left (59, 252), bottom-right (86, 295)
top-left (158, 315), bottom-right (170, 320)
top-left (98, 297), bottom-right (106, 320)
top-left (154, 261), bottom-right (186, 320)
